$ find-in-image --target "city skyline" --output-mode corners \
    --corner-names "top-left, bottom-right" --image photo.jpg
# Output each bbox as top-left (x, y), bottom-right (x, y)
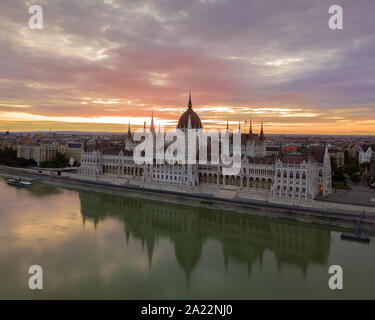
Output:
top-left (1, 0), bottom-right (375, 134)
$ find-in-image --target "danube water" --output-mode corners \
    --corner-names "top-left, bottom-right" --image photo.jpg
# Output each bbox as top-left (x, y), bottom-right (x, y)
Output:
top-left (0, 177), bottom-right (374, 299)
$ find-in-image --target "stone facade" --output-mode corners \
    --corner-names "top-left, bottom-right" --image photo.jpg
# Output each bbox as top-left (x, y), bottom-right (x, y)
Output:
top-left (17, 143), bottom-right (57, 164)
top-left (79, 96), bottom-right (332, 201)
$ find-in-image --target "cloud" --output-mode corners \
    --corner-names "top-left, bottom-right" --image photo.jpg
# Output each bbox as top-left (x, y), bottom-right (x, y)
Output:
top-left (0, 0), bottom-right (374, 133)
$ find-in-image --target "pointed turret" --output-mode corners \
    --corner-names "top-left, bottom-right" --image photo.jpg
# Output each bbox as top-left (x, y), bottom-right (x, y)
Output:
top-left (127, 122), bottom-right (132, 139)
top-left (324, 145), bottom-right (330, 165)
top-left (226, 120), bottom-right (229, 131)
top-left (150, 112), bottom-right (155, 134)
top-left (247, 119), bottom-right (254, 141)
top-left (278, 138), bottom-right (283, 158)
top-left (260, 121), bottom-right (264, 141)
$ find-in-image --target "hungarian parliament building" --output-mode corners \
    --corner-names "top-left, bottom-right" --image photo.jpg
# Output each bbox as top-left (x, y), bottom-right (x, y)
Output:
top-left (79, 95), bottom-right (332, 203)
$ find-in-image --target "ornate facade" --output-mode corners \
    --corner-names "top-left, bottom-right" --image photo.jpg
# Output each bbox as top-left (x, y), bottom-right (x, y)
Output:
top-left (79, 95), bottom-right (332, 201)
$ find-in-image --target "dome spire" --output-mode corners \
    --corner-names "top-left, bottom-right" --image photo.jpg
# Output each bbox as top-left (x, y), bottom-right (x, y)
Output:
top-left (177, 93), bottom-right (203, 129)
top-left (188, 91), bottom-right (192, 109)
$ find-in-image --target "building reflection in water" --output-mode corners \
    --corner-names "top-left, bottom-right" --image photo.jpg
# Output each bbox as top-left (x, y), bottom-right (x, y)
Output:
top-left (79, 191), bottom-right (331, 281)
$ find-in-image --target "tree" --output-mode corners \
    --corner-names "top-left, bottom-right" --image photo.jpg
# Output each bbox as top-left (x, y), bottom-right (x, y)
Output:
top-left (343, 157), bottom-right (359, 175)
top-left (350, 173), bottom-right (360, 183)
top-left (0, 148), bottom-right (36, 167)
top-left (330, 156), bottom-right (337, 170)
top-left (41, 152), bottom-right (68, 168)
top-left (344, 150), bottom-right (349, 165)
top-left (331, 156), bottom-right (345, 182)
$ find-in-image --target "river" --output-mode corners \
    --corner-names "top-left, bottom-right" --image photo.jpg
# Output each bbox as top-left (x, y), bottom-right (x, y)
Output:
top-left (0, 177), bottom-right (374, 299)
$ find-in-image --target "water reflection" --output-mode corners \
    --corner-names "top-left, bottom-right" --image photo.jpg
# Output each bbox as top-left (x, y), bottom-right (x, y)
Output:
top-left (79, 191), bottom-right (331, 282)
top-left (2, 178), bottom-right (375, 299)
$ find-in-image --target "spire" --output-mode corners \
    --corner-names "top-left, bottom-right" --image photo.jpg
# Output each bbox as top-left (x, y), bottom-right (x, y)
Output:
top-left (143, 120), bottom-right (146, 131)
top-left (238, 121), bottom-right (241, 132)
top-left (150, 112), bottom-right (155, 134)
top-left (127, 121), bottom-right (131, 139)
top-left (302, 139), bottom-right (308, 157)
top-left (278, 137), bottom-right (283, 159)
top-left (324, 144), bottom-right (330, 164)
top-left (188, 91), bottom-right (192, 109)
top-left (260, 121), bottom-right (264, 141)
top-left (249, 120), bottom-right (253, 135)
top-left (226, 120), bottom-right (229, 131)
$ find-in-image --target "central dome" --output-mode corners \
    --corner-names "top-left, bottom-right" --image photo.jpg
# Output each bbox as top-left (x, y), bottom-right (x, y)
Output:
top-left (177, 93), bottom-right (203, 129)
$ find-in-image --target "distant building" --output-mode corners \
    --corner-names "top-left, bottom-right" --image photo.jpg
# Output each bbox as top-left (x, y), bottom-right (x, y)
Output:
top-left (17, 144), bottom-right (34, 159)
top-left (358, 145), bottom-right (374, 164)
top-left (243, 120), bottom-right (267, 158)
top-left (57, 142), bottom-right (67, 154)
top-left (19, 137), bottom-right (34, 144)
top-left (328, 148), bottom-right (344, 168)
top-left (350, 144), bottom-right (375, 164)
top-left (17, 143), bottom-right (57, 164)
top-left (0, 139), bottom-right (16, 150)
top-left (282, 145), bottom-right (298, 153)
top-left (266, 146), bottom-right (279, 157)
top-left (65, 142), bottom-right (83, 164)
top-left (370, 153), bottom-right (375, 181)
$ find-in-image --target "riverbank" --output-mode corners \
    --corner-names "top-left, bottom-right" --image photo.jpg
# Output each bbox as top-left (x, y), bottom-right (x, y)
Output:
top-left (1, 165), bottom-right (375, 233)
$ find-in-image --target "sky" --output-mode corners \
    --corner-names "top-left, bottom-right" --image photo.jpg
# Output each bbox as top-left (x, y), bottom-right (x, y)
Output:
top-left (0, 0), bottom-right (375, 134)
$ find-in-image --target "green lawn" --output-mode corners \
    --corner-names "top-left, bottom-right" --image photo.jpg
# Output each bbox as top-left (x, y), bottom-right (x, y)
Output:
top-left (333, 180), bottom-right (349, 190)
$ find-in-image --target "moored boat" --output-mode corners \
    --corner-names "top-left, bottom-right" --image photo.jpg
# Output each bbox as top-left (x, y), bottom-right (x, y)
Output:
top-left (7, 177), bottom-right (32, 188)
